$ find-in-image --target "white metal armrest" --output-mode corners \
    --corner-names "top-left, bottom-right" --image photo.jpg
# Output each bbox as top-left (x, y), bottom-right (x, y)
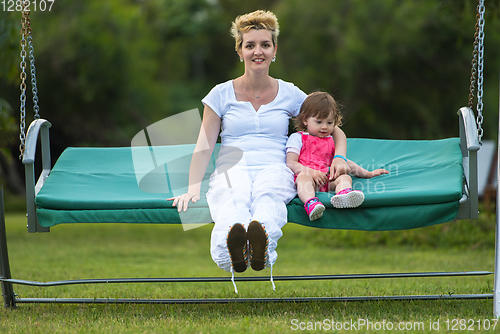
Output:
top-left (22, 119), bottom-right (52, 232)
top-left (457, 107), bottom-right (479, 220)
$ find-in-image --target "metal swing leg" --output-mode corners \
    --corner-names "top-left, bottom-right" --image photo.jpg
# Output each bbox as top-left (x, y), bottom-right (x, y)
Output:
top-left (495, 179), bottom-right (500, 318)
top-left (0, 187), bottom-right (16, 308)
top-left (494, 78), bottom-right (500, 318)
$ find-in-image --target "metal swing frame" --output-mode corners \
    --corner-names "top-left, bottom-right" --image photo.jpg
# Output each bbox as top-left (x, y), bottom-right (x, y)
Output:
top-left (0, 106), bottom-right (493, 309)
top-left (2, 0), bottom-right (498, 317)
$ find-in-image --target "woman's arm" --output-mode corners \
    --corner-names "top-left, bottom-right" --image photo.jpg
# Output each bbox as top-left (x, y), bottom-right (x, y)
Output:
top-left (329, 126), bottom-right (351, 180)
top-left (168, 105), bottom-right (221, 212)
top-left (286, 152), bottom-right (329, 187)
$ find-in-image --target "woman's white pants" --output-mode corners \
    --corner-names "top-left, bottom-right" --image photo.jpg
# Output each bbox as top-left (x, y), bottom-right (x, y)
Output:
top-left (206, 164), bottom-right (297, 273)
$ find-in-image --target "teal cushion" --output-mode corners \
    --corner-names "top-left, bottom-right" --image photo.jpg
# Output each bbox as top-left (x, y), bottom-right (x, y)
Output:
top-left (35, 138), bottom-right (462, 230)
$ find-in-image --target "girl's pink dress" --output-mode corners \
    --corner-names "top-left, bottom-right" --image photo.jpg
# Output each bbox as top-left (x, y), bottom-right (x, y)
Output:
top-left (296, 132), bottom-right (335, 192)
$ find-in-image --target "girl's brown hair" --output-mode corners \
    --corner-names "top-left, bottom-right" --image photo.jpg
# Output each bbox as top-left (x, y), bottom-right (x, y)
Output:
top-left (230, 10), bottom-right (279, 52)
top-left (293, 91), bottom-right (343, 131)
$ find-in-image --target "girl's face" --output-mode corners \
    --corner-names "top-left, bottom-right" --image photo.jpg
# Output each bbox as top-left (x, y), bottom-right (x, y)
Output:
top-left (303, 115), bottom-right (335, 138)
top-left (238, 29), bottom-right (277, 72)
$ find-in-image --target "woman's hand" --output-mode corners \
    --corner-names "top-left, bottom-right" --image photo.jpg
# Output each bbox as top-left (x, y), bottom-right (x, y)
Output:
top-left (167, 105), bottom-right (220, 213)
top-left (329, 157), bottom-right (351, 181)
top-left (167, 192), bottom-right (200, 212)
top-left (330, 127), bottom-right (350, 180)
top-left (305, 168), bottom-right (329, 188)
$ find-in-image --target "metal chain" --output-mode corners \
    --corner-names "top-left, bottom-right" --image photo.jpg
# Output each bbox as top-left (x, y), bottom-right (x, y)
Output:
top-left (467, 0), bottom-right (486, 144)
top-left (476, 0), bottom-right (485, 144)
top-left (19, 4), bottom-right (29, 159)
top-left (27, 22), bottom-right (40, 120)
top-left (18, 1), bottom-right (40, 158)
top-left (467, 10), bottom-right (479, 110)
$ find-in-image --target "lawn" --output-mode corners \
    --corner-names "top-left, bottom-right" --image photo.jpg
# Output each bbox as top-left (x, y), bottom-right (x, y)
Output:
top-left (0, 210), bottom-right (497, 333)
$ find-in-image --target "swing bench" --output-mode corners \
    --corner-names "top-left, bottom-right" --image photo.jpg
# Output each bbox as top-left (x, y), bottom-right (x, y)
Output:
top-left (0, 107), bottom-right (486, 304)
top-left (22, 114), bottom-right (477, 232)
top-left (1, 0), bottom-right (497, 316)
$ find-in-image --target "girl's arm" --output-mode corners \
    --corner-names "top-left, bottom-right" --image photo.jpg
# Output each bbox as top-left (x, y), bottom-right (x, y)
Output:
top-left (329, 126), bottom-right (351, 180)
top-left (168, 105), bottom-right (221, 212)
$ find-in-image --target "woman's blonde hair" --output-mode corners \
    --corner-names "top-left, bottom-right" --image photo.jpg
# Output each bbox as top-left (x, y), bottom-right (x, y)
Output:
top-left (294, 91), bottom-right (343, 132)
top-left (230, 10), bottom-right (279, 52)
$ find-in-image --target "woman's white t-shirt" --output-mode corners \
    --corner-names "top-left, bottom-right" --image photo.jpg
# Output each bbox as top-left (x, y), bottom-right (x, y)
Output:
top-left (202, 79), bottom-right (307, 168)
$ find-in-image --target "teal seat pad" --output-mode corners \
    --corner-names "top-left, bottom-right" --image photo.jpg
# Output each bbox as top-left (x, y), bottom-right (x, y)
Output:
top-left (35, 138), bottom-right (463, 230)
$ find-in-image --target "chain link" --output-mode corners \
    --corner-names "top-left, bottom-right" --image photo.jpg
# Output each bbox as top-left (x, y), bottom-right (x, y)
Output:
top-left (18, 1), bottom-right (41, 158)
top-left (467, 0), bottom-right (486, 145)
top-left (19, 3), bottom-right (29, 159)
top-left (467, 12), bottom-right (479, 110)
top-left (476, 1), bottom-right (485, 144)
top-left (28, 27), bottom-right (40, 119)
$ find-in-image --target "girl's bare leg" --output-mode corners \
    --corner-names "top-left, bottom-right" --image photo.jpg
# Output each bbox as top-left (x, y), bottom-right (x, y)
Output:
top-left (329, 174), bottom-right (364, 209)
top-left (295, 172), bottom-right (317, 203)
top-left (329, 174), bottom-right (353, 193)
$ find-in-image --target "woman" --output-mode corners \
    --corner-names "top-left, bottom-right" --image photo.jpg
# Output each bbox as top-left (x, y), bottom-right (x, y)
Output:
top-left (169, 10), bottom-right (350, 290)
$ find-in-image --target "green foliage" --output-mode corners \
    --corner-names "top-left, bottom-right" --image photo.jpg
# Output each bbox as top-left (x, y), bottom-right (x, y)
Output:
top-left (0, 11), bottom-right (19, 82)
top-left (0, 0), bottom-right (499, 150)
top-left (295, 215), bottom-right (495, 251)
top-left (28, 0), bottom-right (164, 145)
top-left (0, 98), bottom-right (16, 148)
top-left (273, 0), bottom-right (500, 139)
top-left (0, 11), bottom-right (20, 152)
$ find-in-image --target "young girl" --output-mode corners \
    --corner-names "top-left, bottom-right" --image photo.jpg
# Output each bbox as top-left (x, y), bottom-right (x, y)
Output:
top-left (286, 91), bottom-right (388, 221)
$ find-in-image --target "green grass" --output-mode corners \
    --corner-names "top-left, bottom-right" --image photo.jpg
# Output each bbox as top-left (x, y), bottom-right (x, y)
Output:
top-left (0, 210), bottom-right (497, 333)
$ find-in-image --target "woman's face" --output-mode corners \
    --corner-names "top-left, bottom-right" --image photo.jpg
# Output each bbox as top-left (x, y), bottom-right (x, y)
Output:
top-left (238, 29), bottom-right (277, 72)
